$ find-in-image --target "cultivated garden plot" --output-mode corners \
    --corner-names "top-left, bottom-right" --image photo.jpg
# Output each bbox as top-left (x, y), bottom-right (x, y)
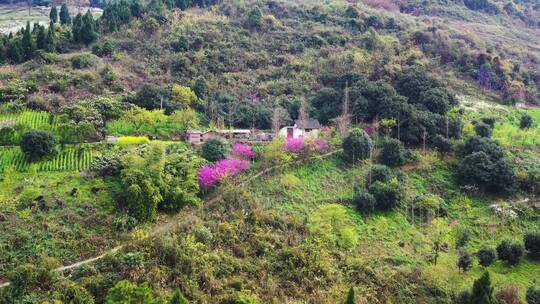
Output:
top-left (0, 145), bottom-right (94, 172)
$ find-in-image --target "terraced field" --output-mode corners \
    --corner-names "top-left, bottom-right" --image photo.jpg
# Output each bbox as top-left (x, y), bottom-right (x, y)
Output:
top-left (0, 145), bottom-right (95, 172)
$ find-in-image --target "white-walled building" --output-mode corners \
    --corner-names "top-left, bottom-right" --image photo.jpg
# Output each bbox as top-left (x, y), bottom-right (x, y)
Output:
top-left (278, 119), bottom-right (321, 139)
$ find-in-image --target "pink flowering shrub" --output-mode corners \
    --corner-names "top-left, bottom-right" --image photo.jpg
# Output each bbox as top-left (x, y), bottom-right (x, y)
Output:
top-left (198, 158), bottom-right (250, 187)
top-left (231, 143), bottom-right (256, 159)
top-left (308, 139), bottom-right (330, 153)
top-left (283, 138), bottom-right (305, 153)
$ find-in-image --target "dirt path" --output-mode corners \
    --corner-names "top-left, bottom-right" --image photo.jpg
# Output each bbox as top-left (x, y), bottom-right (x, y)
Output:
top-left (0, 149), bottom-right (341, 289)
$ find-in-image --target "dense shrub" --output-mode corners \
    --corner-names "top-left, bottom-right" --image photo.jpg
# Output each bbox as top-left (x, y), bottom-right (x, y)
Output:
top-left (91, 40), bottom-right (114, 57)
top-left (457, 137), bottom-right (516, 194)
top-left (369, 178), bottom-right (403, 211)
top-left (524, 232), bottom-right (540, 258)
top-left (353, 189), bottom-right (376, 214)
top-left (496, 240), bottom-right (523, 266)
top-left (475, 121), bottom-right (493, 138)
top-left (527, 286), bottom-right (540, 304)
top-left (70, 53), bottom-right (97, 69)
top-left (120, 144), bottom-right (201, 222)
top-left (520, 114), bottom-right (533, 129)
top-left (8, 261), bottom-right (58, 298)
top-left (201, 139), bottom-right (227, 162)
top-left (342, 128), bottom-right (373, 163)
top-left (477, 247), bottom-right (497, 267)
top-left (368, 164), bottom-right (393, 185)
top-left (90, 152), bottom-right (122, 176)
top-left (105, 280), bottom-right (160, 303)
top-left (20, 130), bottom-right (57, 159)
top-left (59, 281), bottom-right (95, 304)
top-left (457, 249), bottom-right (473, 272)
top-left (460, 136), bottom-right (504, 160)
top-left (481, 117), bottom-right (496, 128)
top-left (431, 135), bottom-right (453, 152)
top-left (125, 84), bottom-right (173, 113)
top-left (379, 138), bottom-right (407, 167)
top-left (457, 152), bottom-right (494, 188)
top-left (456, 229), bottom-right (471, 248)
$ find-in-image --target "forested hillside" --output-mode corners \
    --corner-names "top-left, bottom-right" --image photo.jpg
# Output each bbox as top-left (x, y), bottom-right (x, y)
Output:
top-left (0, 0), bottom-right (538, 303)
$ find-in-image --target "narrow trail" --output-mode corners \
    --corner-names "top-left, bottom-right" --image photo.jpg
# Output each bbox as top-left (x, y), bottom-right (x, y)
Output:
top-left (0, 149), bottom-right (341, 289)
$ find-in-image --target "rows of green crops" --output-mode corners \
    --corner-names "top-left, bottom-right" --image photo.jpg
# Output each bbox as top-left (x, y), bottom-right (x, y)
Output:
top-left (0, 110), bottom-right (60, 145)
top-left (0, 110), bottom-right (59, 130)
top-left (0, 146), bottom-right (95, 173)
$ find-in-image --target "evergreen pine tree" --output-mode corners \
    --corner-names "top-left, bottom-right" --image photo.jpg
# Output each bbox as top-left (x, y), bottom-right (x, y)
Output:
top-left (170, 289), bottom-right (189, 304)
top-left (470, 271), bottom-right (496, 304)
top-left (46, 21), bottom-right (57, 52)
top-left (36, 25), bottom-right (47, 50)
top-left (50, 4), bottom-right (58, 23)
top-left (80, 10), bottom-right (98, 45)
top-left (6, 39), bottom-right (24, 63)
top-left (21, 21), bottom-right (35, 60)
top-left (346, 287), bottom-right (356, 304)
top-left (60, 3), bottom-right (71, 25)
top-left (72, 13), bottom-right (83, 43)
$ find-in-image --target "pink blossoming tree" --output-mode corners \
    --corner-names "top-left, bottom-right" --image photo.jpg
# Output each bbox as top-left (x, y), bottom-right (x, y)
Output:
top-left (198, 158), bottom-right (250, 187)
top-left (283, 138), bottom-right (305, 153)
top-left (231, 143), bottom-right (256, 159)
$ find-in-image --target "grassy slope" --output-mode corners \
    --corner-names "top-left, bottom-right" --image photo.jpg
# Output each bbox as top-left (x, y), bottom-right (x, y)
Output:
top-left (248, 151), bottom-right (538, 300)
top-left (0, 169), bottom-right (126, 280)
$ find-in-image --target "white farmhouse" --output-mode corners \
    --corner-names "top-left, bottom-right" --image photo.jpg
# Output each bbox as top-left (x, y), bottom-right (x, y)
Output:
top-left (278, 119), bottom-right (321, 139)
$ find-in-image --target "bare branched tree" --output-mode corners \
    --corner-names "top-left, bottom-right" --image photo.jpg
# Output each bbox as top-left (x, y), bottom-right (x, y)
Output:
top-left (334, 81), bottom-right (351, 137)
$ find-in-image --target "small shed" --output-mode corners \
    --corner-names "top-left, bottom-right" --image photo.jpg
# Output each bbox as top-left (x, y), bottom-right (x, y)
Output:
top-left (278, 119), bottom-right (321, 139)
top-left (185, 130), bottom-right (205, 145)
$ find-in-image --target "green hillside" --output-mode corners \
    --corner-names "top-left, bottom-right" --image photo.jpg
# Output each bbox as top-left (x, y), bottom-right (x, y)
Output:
top-left (0, 0), bottom-right (538, 303)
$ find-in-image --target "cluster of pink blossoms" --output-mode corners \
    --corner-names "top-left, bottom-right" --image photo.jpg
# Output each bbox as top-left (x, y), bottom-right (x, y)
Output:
top-left (198, 158), bottom-right (250, 187)
top-left (231, 143), bottom-right (256, 159)
top-left (283, 138), bottom-right (330, 154)
top-left (283, 138), bottom-right (306, 153)
top-left (309, 139), bottom-right (330, 152)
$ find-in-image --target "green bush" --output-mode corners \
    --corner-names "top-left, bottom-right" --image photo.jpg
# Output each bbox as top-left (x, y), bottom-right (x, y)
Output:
top-left (474, 121), bottom-right (493, 138)
top-left (527, 286), bottom-right (540, 304)
top-left (20, 130), bottom-right (57, 159)
top-left (496, 240), bottom-right (523, 266)
top-left (457, 249), bottom-right (473, 272)
top-left (59, 281), bottom-right (95, 304)
top-left (342, 128), bottom-right (373, 164)
top-left (520, 114), bottom-right (533, 129)
top-left (91, 40), bottom-right (114, 57)
top-left (71, 53), bottom-right (97, 69)
top-left (368, 164), bottom-right (393, 185)
top-left (431, 135), bottom-right (453, 152)
top-left (379, 138), bottom-right (406, 167)
top-left (353, 189), bottom-right (375, 214)
top-left (369, 178), bottom-right (403, 211)
top-left (90, 152), bottom-right (122, 176)
top-left (201, 139), bottom-right (227, 162)
top-left (105, 280), bottom-right (161, 303)
top-left (457, 137), bottom-right (516, 194)
top-left (524, 232), bottom-right (540, 258)
top-left (477, 247), bottom-right (497, 267)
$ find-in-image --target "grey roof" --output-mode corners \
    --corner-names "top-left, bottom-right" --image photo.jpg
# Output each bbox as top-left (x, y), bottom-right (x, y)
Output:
top-left (295, 119), bottom-right (321, 129)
